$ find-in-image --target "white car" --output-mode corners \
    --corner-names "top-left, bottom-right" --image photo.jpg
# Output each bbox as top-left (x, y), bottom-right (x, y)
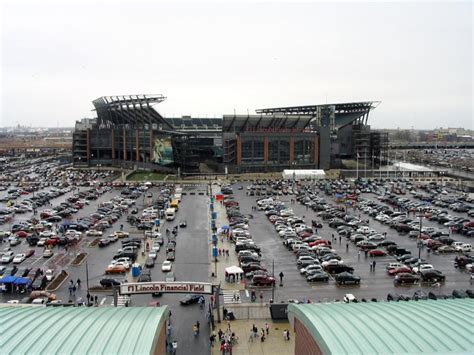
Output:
top-left (108, 261), bottom-right (130, 269)
top-left (300, 264), bottom-right (323, 274)
top-left (111, 258), bottom-right (131, 268)
top-left (412, 264), bottom-right (434, 274)
top-left (1, 251), bottom-right (14, 264)
top-left (37, 238), bottom-right (48, 247)
top-left (455, 244), bottom-right (472, 253)
top-left (149, 251), bottom-right (158, 260)
top-left (162, 260), bottom-right (172, 272)
top-left (86, 230), bottom-right (103, 237)
top-left (45, 269), bottom-right (54, 281)
top-left (12, 254), bottom-right (26, 264)
top-left (39, 231), bottom-right (54, 238)
top-left (321, 259), bottom-right (343, 268)
top-left (151, 245), bottom-right (160, 252)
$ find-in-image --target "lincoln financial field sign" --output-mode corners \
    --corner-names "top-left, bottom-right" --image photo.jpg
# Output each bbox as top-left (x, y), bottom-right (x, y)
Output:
top-left (120, 282), bottom-right (213, 295)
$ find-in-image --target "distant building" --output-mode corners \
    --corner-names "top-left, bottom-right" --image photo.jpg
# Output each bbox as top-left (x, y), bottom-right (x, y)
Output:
top-left (72, 95), bottom-right (387, 173)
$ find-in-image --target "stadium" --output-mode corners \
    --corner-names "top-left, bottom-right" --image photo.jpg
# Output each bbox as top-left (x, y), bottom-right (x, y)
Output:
top-left (72, 95), bottom-right (388, 174)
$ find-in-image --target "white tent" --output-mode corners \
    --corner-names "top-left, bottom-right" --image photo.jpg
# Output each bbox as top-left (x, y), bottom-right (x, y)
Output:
top-left (225, 265), bottom-right (243, 275)
top-left (282, 169), bottom-right (326, 180)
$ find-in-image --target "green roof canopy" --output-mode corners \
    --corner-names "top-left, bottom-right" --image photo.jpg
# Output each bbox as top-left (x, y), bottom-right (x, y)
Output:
top-left (288, 299), bottom-right (473, 354)
top-left (0, 306), bottom-right (169, 354)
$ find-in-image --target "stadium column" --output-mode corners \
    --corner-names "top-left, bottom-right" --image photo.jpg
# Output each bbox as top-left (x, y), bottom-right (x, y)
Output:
top-left (122, 127), bottom-right (127, 160)
top-left (313, 136), bottom-right (319, 167)
top-left (135, 129), bottom-right (140, 161)
top-left (149, 130), bottom-right (153, 162)
top-left (289, 136), bottom-right (295, 163)
top-left (263, 136), bottom-right (269, 164)
top-left (111, 129), bottom-right (115, 160)
top-left (86, 129), bottom-right (91, 162)
top-left (236, 134), bottom-right (242, 165)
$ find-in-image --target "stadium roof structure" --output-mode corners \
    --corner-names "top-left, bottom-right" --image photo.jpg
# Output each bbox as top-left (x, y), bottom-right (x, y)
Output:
top-left (165, 117), bottom-right (223, 132)
top-left (222, 114), bottom-right (315, 132)
top-left (288, 299), bottom-right (473, 355)
top-left (256, 101), bottom-right (381, 129)
top-left (0, 305), bottom-right (169, 354)
top-left (93, 95), bottom-right (174, 130)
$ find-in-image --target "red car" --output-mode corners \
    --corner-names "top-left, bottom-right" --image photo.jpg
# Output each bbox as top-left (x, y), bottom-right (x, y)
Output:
top-left (388, 267), bottom-right (413, 276)
top-left (46, 236), bottom-right (60, 246)
top-left (369, 249), bottom-right (387, 257)
top-left (252, 275), bottom-right (275, 286)
top-left (16, 231), bottom-right (29, 238)
top-left (309, 240), bottom-right (331, 247)
top-left (25, 249), bottom-right (35, 258)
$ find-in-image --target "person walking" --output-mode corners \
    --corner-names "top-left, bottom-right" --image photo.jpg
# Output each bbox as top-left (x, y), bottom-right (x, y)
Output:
top-left (358, 250), bottom-right (361, 260)
top-left (279, 272), bottom-right (284, 286)
top-left (346, 243), bottom-right (349, 252)
top-left (265, 322), bottom-right (270, 335)
top-left (76, 278), bottom-right (81, 288)
top-left (210, 332), bottom-right (216, 347)
top-left (373, 260), bottom-right (376, 270)
top-left (260, 328), bottom-right (266, 342)
top-left (259, 291), bottom-right (264, 304)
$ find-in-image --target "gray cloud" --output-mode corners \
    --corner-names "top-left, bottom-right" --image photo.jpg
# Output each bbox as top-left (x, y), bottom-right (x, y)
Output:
top-left (1, 1), bottom-right (472, 129)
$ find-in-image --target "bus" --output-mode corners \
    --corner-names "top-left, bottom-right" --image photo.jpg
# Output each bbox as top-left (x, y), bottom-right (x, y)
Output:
top-left (165, 208), bottom-right (176, 221)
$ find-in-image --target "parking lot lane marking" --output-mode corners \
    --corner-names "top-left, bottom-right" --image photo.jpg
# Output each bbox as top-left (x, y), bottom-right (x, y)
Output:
top-left (100, 297), bottom-right (107, 306)
top-left (245, 289), bottom-right (249, 298)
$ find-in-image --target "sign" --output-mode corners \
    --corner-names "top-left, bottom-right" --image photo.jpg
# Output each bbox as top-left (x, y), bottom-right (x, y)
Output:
top-left (120, 282), bottom-right (213, 295)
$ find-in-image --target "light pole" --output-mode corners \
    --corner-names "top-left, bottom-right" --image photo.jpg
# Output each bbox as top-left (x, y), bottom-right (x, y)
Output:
top-left (271, 259), bottom-right (275, 302)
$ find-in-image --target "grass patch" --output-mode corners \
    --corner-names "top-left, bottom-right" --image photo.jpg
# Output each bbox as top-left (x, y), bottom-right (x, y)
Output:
top-left (127, 171), bottom-right (167, 181)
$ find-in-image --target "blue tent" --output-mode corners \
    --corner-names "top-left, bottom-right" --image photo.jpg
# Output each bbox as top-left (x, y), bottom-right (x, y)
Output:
top-left (13, 278), bottom-right (32, 286)
top-left (0, 276), bottom-right (18, 284)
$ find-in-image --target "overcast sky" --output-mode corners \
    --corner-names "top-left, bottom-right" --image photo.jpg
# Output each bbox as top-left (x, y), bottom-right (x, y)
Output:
top-left (1, 1), bottom-right (472, 129)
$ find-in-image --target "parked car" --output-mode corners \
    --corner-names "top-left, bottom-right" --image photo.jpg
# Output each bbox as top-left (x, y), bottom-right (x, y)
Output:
top-left (43, 249), bottom-right (54, 258)
top-left (394, 273), bottom-right (420, 286)
top-left (12, 254), bottom-right (26, 264)
top-left (145, 257), bottom-right (155, 268)
top-left (420, 269), bottom-right (445, 282)
top-left (105, 264), bottom-right (126, 274)
top-left (252, 274), bottom-right (275, 286)
top-left (306, 271), bottom-right (330, 282)
top-left (100, 278), bottom-right (121, 288)
top-left (369, 249), bottom-right (387, 257)
top-left (1, 251), bottom-right (14, 264)
top-left (335, 272), bottom-right (360, 285)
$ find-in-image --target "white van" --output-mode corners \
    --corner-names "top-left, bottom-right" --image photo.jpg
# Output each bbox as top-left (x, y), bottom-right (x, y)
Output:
top-left (165, 208), bottom-right (176, 221)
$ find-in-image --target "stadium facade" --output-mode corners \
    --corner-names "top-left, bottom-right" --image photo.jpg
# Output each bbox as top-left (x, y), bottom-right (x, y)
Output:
top-left (72, 95), bottom-right (387, 174)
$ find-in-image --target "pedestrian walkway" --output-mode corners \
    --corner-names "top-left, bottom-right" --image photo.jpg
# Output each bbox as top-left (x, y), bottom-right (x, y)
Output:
top-left (115, 295), bottom-right (131, 307)
top-left (210, 185), bottom-right (245, 291)
top-left (223, 290), bottom-right (242, 304)
top-left (211, 319), bottom-right (294, 355)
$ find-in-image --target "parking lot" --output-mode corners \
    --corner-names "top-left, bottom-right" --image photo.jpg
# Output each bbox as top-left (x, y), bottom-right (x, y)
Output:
top-left (1, 157), bottom-right (473, 353)
top-left (224, 179), bottom-right (473, 302)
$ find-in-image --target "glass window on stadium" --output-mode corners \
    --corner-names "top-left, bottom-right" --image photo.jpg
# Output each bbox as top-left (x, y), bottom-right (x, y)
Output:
top-left (253, 140), bottom-right (264, 163)
top-left (294, 138), bottom-right (313, 164)
top-left (268, 139), bottom-right (279, 164)
top-left (241, 140), bottom-right (253, 163)
top-left (268, 138), bottom-right (290, 165)
top-left (241, 140), bottom-right (264, 164)
top-left (279, 140), bottom-right (290, 164)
